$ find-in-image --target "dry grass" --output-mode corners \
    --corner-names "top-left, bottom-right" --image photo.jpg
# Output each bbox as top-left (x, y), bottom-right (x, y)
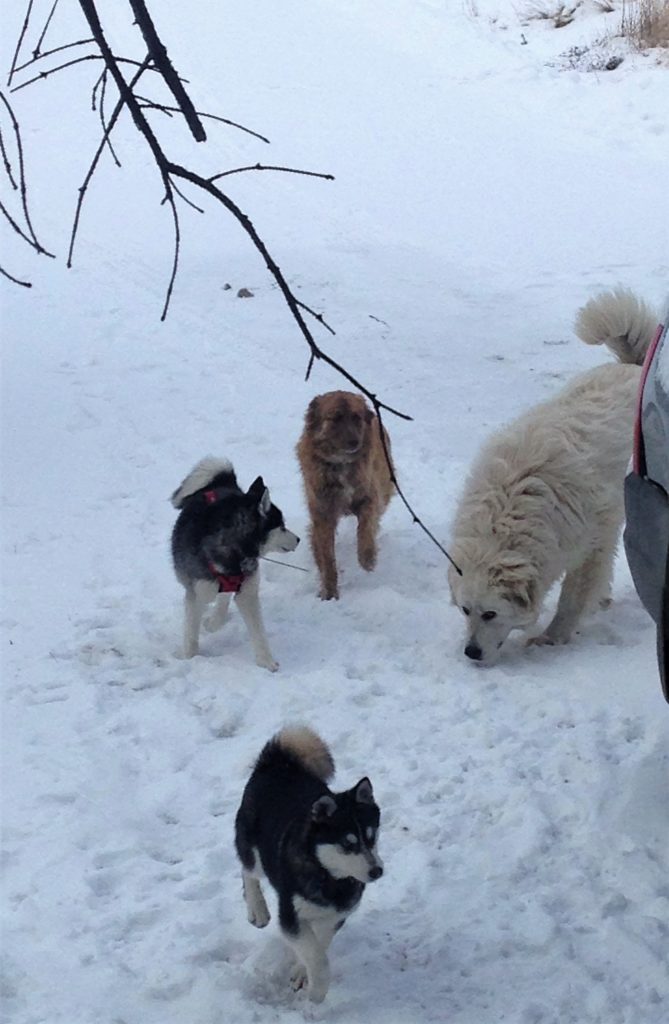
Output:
top-left (621, 0), bottom-right (669, 47)
top-left (524, 1), bottom-right (581, 26)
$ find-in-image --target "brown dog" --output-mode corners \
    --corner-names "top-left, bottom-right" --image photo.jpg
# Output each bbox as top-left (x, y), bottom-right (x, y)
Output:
top-left (296, 391), bottom-right (394, 600)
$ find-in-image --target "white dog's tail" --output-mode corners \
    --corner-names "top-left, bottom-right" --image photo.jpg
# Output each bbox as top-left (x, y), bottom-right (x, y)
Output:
top-left (170, 456), bottom-right (234, 508)
top-left (275, 725), bottom-right (335, 782)
top-left (574, 287), bottom-right (658, 366)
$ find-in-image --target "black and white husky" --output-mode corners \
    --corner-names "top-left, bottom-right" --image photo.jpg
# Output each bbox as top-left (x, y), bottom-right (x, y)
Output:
top-left (170, 457), bottom-right (299, 670)
top-left (235, 726), bottom-right (383, 1003)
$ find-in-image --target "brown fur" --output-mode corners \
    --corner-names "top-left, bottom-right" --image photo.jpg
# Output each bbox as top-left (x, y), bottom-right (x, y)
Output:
top-left (296, 391), bottom-right (395, 600)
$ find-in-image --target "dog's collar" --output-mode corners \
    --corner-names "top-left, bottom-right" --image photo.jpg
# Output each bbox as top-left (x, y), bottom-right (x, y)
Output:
top-left (207, 562), bottom-right (245, 593)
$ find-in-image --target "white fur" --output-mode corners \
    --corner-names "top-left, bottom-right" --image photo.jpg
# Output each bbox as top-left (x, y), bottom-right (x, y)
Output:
top-left (170, 456), bottom-right (233, 509)
top-left (315, 842), bottom-right (383, 883)
top-left (448, 289), bottom-right (658, 664)
top-left (449, 364), bottom-right (642, 663)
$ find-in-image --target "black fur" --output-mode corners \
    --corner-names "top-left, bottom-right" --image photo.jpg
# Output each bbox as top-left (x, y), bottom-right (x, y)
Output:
top-left (171, 468), bottom-right (289, 583)
top-left (235, 735), bottom-right (381, 936)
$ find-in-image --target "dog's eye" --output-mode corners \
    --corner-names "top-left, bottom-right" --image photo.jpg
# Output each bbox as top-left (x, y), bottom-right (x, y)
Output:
top-left (462, 606), bottom-right (471, 616)
top-left (481, 611), bottom-right (497, 621)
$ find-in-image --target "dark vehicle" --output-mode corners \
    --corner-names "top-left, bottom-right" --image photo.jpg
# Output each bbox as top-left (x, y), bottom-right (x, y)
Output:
top-left (624, 302), bottom-right (669, 702)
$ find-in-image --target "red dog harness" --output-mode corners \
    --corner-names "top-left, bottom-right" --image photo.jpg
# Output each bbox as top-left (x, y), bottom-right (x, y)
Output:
top-left (203, 488), bottom-right (246, 593)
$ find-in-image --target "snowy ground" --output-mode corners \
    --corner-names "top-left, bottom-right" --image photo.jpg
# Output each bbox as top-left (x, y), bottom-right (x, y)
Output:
top-left (2, 2), bottom-right (668, 1022)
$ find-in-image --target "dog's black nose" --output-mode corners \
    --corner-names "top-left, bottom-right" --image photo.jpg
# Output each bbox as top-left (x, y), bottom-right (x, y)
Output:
top-left (369, 865), bottom-right (383, 881)
top-left (464, 643), bottom-right (483, 661)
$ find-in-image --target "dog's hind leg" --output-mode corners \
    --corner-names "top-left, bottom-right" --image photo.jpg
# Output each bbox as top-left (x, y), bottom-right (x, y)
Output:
top-left (183, 580), bottom-right (217, 657)
top-left (203, 592), bottom-right (232, 633)
top-left (235, 572), bottom-right (278, 672)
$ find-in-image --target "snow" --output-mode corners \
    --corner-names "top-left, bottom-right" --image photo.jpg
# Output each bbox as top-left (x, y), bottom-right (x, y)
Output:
top-left (2, 1), bottom-right (668, 1022)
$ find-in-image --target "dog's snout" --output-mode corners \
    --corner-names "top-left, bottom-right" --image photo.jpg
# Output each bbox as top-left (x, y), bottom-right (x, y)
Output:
top-left (368, 865), bottom-right (383, 881)
top-left (464, 642), bottom-right (483, 661)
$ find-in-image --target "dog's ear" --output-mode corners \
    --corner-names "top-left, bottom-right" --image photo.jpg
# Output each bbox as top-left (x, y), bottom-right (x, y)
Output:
top-left (353, 778), bottom-right (375, 805)
top-left (305, 396), bottom-right (322, 432)
top-left (311, 795), bottom-right (337, 821)
top-left (248, 476), bottom-right (271, 516)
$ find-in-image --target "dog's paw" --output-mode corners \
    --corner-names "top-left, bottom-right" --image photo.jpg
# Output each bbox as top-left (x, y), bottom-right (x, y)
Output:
top-left (203, 615), bottom-right (225, 633)
top-left (256, 654), bottom-right (279, 673)
top-left (290, 964), bottom-right (308, 991)
top-left (526, 633), bottom-right (555, 647)
top-left (248, 904), bottom-right (270, 928)
top-left (358, 547), bottom-right (377, 572)
top-left (319, 585), bottom-right (339, 601)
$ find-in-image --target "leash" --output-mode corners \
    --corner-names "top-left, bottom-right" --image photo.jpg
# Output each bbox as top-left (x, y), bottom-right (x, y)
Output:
top-left (260, 556), bottom-right (309, 572)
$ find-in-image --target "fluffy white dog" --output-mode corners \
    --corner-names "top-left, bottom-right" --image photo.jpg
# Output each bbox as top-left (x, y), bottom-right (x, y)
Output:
top-left (448, 288), bottom-right (657, 664)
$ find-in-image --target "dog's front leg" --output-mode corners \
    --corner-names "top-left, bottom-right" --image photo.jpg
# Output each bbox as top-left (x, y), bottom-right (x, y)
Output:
top-left (182, 580), bottom-right (217, 657)
top-left (355, 498), bottom-right (381, 572)
top-left (235, 573), bottom-right (279, 672)
top-left (310, 511), bottom-right (339, 600)
top-left (284, 923), bottom-right (331, 1003)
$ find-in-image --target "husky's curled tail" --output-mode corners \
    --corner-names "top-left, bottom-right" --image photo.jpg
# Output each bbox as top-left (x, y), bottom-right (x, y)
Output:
top-left (170, 456), bottom-right (234, 509)
top-left (575, 287), bottom-right (658, 367)
top-left (257, 725), bottom-right (335, 782)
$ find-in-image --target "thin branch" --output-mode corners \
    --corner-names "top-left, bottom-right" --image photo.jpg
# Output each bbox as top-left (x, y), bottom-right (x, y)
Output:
top-left (296, 300), bottom-right (336, 336)
top-left (68, 58), bottom-right (151, 268)
top-left (91, 68), bottom-right (104, 110)
top-left (7, 0), bottom-right (35, 87)
top-left (138, 98), bottom-right (270, 144)
top-left (170, 177), bottom-right (204, 214)
top-left (127, 0), bottom-right (206, 142)
top-left (33, 0), bottom-right (61, 59)
top-left (15, 38), bottom-right (95, 75)
top-left (0, 126), bottom-right (18, 190)
top-left (375, 406), bottom-right (462, 575)
top-left (0, 198), bottom-right (39, 248)
top-left (99, 70), bottom-right (121, 167)
top-left (209, 163), bottom-right (334, 184)
top-left (0, 90), bottom-right (55, 257)
top-left (0, 264), bottom-right (32, 287)
top-left (11, 54), bottom-right (158, 93)
top-left (159, 184), bottom-right (180, 319)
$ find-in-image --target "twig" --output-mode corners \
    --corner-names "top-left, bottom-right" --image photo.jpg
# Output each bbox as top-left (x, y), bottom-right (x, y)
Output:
top-left (375, 405), bottom-right (462, 575)
top-left (99, 70), bottom-right (121, 166)
top-left (138, 98), bottom-right (270, 143)
top-left (11, 54), bottom-right (157, 93)
top-left (0, 90), bottom-right (55, 257)
top-left (0, 263), bottom-right (32, 287)
top-left (296, 300), bottom-right (336, 336)
top-left (170, 177), bottom-right (204, 214)
top-left (67, 58), bottom-right (151, 268)
top-left (7, 0), bottom-right (35, 87)
top-left (33, 0), bottom-right (61, 59)
top-left (0, 126), bottom-right (18, 190)
top-left (15, 38), bottom-right (95, 76)
top-left (209, 163), bottom-right (334, 183)
top-left (127, 0), bottom-right (205, 142)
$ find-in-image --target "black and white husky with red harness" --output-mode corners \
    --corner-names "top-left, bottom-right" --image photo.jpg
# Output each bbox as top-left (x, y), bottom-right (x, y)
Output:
top-left (235, 726), bottom-right (383, 1003)
top-left (170, 457), bottom-right (299, 670)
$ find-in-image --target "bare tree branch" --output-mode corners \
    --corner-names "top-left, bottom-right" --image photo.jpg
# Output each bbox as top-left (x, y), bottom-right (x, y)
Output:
top-left (0, 263), bottom-right (32, 287)
top-left (11, 54), bottom-right (160, 93)
top-left (209, 163), bottom-right (334, 183)
top-left (0, 125), bottom-right (18, 189)
top-left (33, 0), bottom-right (61, 59)
top-left (99, 70), bottom-right (121, 166)
top-left (15, 38), bottom-right (95, 76)
top-left (137, 97), bottom-right (270, 144)
top-left (127, 0), bottom-right (206, 142)
top-left (7, 0), bottom-right (35, 87)
top-left (0, 90), bottom-right (55, 257)
top-left (67, 58), bottom-right (152, 268)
